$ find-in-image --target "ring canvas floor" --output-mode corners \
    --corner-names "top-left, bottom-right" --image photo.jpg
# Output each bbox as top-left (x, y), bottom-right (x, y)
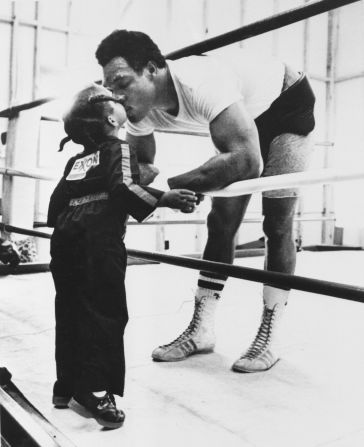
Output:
top-left (1, 250), bottom-right (364, 447)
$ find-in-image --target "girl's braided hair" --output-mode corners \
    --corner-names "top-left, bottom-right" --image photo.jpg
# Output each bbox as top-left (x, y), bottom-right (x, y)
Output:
top-left (59, 83), bottom-right (123, 153)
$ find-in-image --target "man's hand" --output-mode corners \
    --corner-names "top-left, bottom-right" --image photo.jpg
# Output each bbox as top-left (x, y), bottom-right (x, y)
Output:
top-left (158, 189), bottom-right (198, 213)
top-left (139, 163), bottom-right (160, 185)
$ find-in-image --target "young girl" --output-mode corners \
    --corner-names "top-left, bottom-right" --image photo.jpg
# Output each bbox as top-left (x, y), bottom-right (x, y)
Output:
top-left (47, 83), bottom-right (198, 429)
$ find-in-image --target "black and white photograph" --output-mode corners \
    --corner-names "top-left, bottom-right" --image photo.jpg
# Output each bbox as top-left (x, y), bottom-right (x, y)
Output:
top-left (0, 1), bottom-right (364, 446)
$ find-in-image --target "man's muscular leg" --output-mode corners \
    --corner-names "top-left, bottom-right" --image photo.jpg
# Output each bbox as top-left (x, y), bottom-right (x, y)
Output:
top-left (231, 130), bottom-right (312, 372)
top-left (204, 195), bottom-right (252, 262)
top-left (263, 197), bottom-right (297, 274)
top-left (152, 195), bottom-right (251, 362)
top-left (232, 196), bottom-right (297, 372)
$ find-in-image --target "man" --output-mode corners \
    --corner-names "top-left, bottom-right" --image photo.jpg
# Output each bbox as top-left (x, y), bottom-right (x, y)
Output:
top-left (95, 30), bottom-right (315, 373)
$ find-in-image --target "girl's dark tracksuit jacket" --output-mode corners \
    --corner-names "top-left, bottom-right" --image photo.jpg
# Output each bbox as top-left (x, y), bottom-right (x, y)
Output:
top-left (47, 136), bottom-right (163, 396)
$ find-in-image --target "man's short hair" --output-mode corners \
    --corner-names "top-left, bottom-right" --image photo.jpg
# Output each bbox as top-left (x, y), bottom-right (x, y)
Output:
top-left (96, 30), bottom-right (166, 72)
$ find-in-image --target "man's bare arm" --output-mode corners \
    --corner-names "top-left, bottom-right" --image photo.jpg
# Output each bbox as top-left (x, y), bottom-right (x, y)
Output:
top-left (126, 132), bottom-right (160, 185)
top-left (167, 101), bottom-right (262, 192)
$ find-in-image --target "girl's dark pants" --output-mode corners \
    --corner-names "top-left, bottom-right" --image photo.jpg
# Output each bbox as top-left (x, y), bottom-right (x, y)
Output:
top-left (50, 224), bottom-right (128, 397)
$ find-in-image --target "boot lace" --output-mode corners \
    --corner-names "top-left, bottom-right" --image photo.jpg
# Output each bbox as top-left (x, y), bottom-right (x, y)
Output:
top-left (242, 305), bottom-right (277, 360)
top-left (163, 298), bottom-right (205, 348)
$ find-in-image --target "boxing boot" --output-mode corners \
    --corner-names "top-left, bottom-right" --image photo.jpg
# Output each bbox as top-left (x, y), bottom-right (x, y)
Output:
top-left (152, 289), bottom-right (219, 362)
top-left (232, 286), bottom-right (288, 373)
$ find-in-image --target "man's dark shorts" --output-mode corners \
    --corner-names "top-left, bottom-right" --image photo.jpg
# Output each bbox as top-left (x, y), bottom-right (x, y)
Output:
top-left (255, 74), bottom-right (316, 198)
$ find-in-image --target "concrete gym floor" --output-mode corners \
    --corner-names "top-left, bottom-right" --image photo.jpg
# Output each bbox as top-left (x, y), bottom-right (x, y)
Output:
top-left (1, 250), bottom-right (364, 447)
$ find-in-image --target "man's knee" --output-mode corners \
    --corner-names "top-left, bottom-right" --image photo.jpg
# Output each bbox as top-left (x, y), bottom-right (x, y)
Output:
top-left (262, 197), bottom-right (296, 241)
top-left (206, 196), bottom-right (250, 240)
top-left (263, 215), bottom-right (294, 241)
top-left (207, 207), bottom-right (240, 239)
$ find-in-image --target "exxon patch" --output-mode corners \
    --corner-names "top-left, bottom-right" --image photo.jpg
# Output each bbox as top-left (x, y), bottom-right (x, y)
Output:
top-left (66, 151), bottom-right (100, 181)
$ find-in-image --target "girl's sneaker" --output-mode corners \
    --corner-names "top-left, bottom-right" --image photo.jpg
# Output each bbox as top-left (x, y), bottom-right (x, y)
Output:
top-left (69, 392), bottom-right (125, 429)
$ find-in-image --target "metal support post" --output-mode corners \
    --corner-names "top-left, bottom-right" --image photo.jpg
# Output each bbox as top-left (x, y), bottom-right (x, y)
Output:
top-left (321, 9), bottom-right (339, 244)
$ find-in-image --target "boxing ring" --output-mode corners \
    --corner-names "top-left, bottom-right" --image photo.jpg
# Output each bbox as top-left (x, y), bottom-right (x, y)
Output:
top-left (0, 0), bottom-right (363, 446)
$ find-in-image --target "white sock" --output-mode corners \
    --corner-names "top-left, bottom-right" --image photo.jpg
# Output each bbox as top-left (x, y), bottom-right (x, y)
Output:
top-left (195, 286), bottom-right (221, 302)
top-left (197, 273), bottom-right (225, 301)
top-left (263, 285), bottom-right (289, 309)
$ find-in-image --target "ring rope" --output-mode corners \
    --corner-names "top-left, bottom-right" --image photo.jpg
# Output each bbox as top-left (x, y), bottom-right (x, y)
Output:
top-left (2, 166), bottom-right (364, 198)
top-left (1, 223), bottom-right (363, 304)
top-left (206, 168), bottom-right (364, 197)
top-left (0, 167), bottom-right (57, 181)
top-left (166, 0), bottom-right (360, 60)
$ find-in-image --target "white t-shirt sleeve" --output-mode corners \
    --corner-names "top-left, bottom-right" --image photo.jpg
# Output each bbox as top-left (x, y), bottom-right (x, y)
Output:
top-left (184, 58), bottom-right (243, 123)
top-left (194, 79), bottom-right (243, 123)
top-left (125, 118), bottom-right (154, 136)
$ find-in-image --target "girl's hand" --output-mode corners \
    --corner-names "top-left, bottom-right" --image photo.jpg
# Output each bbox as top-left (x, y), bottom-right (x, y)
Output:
top-left (159, 189), bottom-right (198, 213)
